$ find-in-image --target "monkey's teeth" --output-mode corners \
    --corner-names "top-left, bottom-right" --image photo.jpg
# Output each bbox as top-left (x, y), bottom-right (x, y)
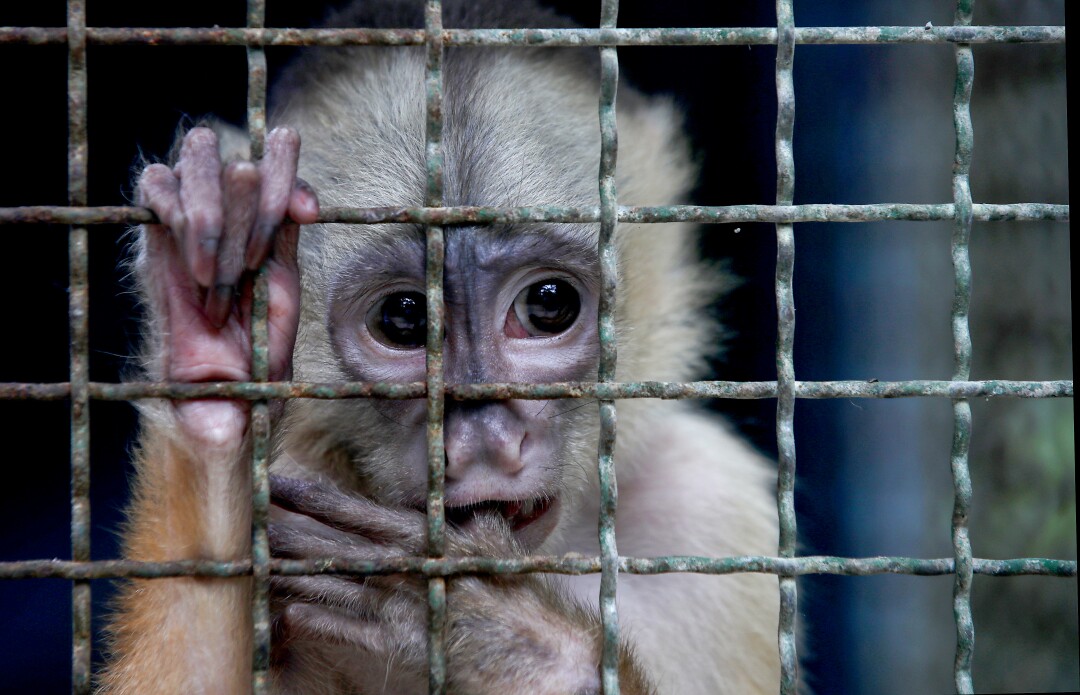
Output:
top-left (444, 498), bottom-right (550, 530)
top-left (505, 498), bottom-right (550, 530)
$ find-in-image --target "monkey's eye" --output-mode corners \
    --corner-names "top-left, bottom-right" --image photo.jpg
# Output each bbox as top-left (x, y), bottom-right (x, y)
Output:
top-left (511, 279), bottom-right (581, 337)
top-left (370, 291), bottom-right (427, 348)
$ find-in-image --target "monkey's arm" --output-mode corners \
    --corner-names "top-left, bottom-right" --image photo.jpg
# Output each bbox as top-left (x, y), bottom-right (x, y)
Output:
top-left (100, 127), bottom-right (317, 692)
top-left (269, 476), bottom-right (655, 695)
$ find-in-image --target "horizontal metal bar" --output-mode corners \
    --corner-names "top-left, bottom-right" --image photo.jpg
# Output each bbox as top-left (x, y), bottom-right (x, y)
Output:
top-left (2, 555), bottom-right (1074, 580)
top-left (0, 379), bottom-right (1071, 401)
top-left (0, 25), bottom-right (1065, 47)
top-left (0, 203), bottom-right (1069, 227)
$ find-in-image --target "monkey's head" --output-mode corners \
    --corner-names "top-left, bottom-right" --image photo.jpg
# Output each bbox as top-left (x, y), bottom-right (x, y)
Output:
top-left (275, 47), bottom-right (711, 551)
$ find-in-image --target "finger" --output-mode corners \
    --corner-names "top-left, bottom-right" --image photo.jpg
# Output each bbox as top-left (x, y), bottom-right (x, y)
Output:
top-left (271, 576), bottom-right (401, 619)
top-left (205, 160), bottom-right (259, 327)
top-left (137, 164), bottom-right (185, 232)
top-left (287, 177), bottom-right (319, 225)
top-left (272, 221), bottom-right (301, 277)
top-left (276, 602), bottom-right (423, 657)
top-left (271, 476), bottom-right (423, 546)
top-left (176, 127), bottom-right (224, 288)
top-left (247, 127), bottom-right (301, 270)
top-left (269, 511), bottom-right (393, 562)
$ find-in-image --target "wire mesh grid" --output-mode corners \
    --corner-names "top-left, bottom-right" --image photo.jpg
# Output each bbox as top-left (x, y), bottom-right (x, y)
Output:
top-left (0, 1), bottom-right (1073, 693)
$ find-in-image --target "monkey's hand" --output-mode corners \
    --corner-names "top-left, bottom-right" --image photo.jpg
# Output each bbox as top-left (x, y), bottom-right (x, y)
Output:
top-left (136, 126), bottom-right (318, 443)
top-left (104, 129), bottom-right (319, 694)
top-left (269, 476), bottom-right (654, 695)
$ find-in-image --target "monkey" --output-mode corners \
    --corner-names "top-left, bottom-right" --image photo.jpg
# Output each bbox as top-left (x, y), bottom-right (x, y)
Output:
top-left (100, 0), bottom-right (781, 692)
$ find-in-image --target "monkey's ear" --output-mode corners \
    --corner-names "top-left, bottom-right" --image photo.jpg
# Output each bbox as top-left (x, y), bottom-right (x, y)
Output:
top-left (615, 95), bottom-right (697, 206)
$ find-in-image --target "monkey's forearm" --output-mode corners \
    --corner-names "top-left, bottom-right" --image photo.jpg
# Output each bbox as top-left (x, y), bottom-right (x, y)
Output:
top-left (127, 402), bottom-right (253, 559)
top-left (100, 405), bottom-right (254, 693)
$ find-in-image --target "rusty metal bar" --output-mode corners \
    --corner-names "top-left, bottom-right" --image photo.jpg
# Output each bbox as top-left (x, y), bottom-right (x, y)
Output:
top-left (597, 0), bottom-right (622, 692)
top-left (0, 25), bottom-right (1066, 47)
top-left (949, 1), bottom-right (976, 692)
top-left (773, 1), bottom-right (799, 693)
top-left (244, 0), bottom-right (272, 691)
top-left (422, 2), bottom-right (448, 693)
top-left (0, 378), bottom-right (1072, 402)
top-left (65, 0), bottom-right (91, 692)
top-left (1, 554), bottom-right (1075, 581)
top-left (2, 202), bottom-right (1069, 227)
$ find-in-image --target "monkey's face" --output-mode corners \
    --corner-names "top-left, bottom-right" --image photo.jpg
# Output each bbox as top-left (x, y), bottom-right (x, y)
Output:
top-left (315, 224), bottom-right (601, 550)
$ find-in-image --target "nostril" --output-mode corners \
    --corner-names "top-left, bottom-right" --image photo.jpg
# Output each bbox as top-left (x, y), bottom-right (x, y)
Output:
top-left (445, 430), bottom-right (525, 478)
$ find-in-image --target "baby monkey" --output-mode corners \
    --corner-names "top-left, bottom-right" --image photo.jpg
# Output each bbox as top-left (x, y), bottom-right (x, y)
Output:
top-left (102, 1), bottom-right (780, 693)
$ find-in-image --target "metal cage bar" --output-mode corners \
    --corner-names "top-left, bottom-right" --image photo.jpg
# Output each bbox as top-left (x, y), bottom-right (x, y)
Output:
top-left (772, 1), bottom-right (799, 692)
top-left (948, 0), bottom-right (976, 691)
top-left (0, 25), bottom-right (1066, 47)
top-left (2, 553), bottom-right (1074, 582)
top-left (597, 0), bottom-right (622, 691)
top-left (0, 201), bottom-right (1068, 227)
top-left (422, 2), bottom-right (449, 692)
top-left (65, 1), bottom-right (91, 692)
top-left (244, 0), bottom-right (274, 691)
top-left (0, 378), bottom-right (1073, 403)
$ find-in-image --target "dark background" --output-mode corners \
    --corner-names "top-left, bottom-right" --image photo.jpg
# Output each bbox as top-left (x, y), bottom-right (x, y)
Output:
top-left (0, 2), bottom-right (1072, 693)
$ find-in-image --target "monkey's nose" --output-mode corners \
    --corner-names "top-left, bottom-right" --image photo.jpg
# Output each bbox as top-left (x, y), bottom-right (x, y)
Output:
top-left (444, 405), bottom-right (526, 480)
top-left (445, 431), bottom-right (525, 479)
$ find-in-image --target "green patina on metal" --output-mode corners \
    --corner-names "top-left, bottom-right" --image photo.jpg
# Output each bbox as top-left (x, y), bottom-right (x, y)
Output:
top-left (422, 3), bottom-right (449, 692)
top-left (244, 1), bottom-right (274, 690)
top-left (0, 378), bottom-right (1072, 402)
top-left (0, 25), bottom-right (1066, 47)
top-left (948, 1), bottom-right (977, 691)
top-left (2, 555), bottom-right (1074, 582)
top-left (2, 201), bottom-right (1069, 226)
top-left (596, 2), bottom-right (622, 691)
top-left (773, 2), bottom-right (800, 692)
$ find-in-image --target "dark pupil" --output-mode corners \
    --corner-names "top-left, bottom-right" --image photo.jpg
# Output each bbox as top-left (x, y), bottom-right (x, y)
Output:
top-left (381, 292), bottom-right (426, 347)
top-left (527, 280), bottom-right (580, 332)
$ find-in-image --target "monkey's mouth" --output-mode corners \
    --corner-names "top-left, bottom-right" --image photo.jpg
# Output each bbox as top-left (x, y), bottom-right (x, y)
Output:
top-left (446, 497), bottom-right (553, 532)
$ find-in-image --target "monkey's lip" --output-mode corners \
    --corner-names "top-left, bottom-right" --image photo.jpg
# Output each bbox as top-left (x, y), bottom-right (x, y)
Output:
top-left (445, 496), bottom-right (554, 532)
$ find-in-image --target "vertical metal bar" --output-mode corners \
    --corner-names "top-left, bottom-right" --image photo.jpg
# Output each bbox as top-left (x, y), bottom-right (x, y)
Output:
top-left (949, 0), bottom-right (976, 692)
top-left (423, 2), bottom-right (448, 693)
top-left (246, 1), bottom-right (271, 692)
top-left (773, 1), bottom-right (799, 694)
top-left (597, 0), bottom-right (621, 692)
top-left (66, 1), bottom-right (91, 693)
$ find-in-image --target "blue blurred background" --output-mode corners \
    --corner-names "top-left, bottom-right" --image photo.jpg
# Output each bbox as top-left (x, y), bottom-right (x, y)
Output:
top-left (0, 1), bottom-right (1072, 692)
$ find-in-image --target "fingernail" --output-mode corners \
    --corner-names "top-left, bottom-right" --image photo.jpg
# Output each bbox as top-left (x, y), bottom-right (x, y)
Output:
top-left (245, 224), bottom-right (274, 270)
top-left (204, 284), bottom-right (234, 328)
top-left (192, 236), bottom-right (219, 288)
